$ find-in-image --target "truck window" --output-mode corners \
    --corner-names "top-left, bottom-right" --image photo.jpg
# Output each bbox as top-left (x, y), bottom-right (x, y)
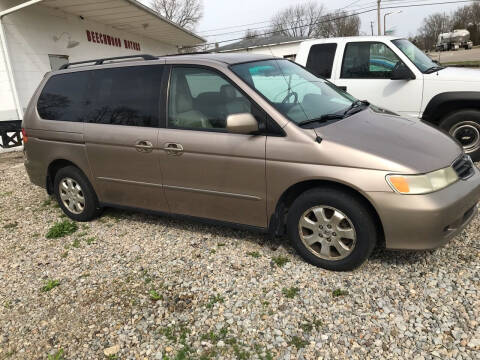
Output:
top-left (37, 72), bottom-right (90, 122)
top-left (341, 42), bottom-right (400, 79)
top-left (87, 65), bottom-right (164, 127)
top-left (306, 43), bottom-right (337, 79)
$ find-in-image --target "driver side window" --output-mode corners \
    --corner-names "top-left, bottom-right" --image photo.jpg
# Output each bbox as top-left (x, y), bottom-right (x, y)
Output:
top-left (341, 42), bottom-right (401, 79)
top-left (168, 66), bottom-right (254, 130)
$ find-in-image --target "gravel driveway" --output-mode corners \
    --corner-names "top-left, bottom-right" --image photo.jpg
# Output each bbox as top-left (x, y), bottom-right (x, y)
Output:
top-left (0, 151), bottom-right (479, 360)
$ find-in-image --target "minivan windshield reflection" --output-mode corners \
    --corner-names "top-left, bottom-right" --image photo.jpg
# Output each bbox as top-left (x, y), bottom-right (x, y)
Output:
top-left (231, 59), bottom-right (361, 126)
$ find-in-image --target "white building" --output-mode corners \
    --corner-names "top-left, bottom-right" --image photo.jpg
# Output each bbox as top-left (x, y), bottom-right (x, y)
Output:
top-left (0, 0), bottom-right (204, 148)
top-left (215, 35), bottom-right (307, 61)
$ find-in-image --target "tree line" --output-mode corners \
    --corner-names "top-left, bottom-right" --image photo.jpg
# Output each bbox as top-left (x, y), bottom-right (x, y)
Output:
top-left (414, 3), bottom-right (480, 50)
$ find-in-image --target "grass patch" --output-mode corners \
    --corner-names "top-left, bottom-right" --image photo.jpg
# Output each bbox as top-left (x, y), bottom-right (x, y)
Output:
top-left (46, 220), bottom-right (78, 239)
top-left (61, 251), bottom-right (68, 259)
top-left (3, 222), bottom-right (18, 229)
top-left (442, 60), bottom-right (480, 67)
top-left (200, 327), bottom-right (228, 342)
top-left (42, 199), bottom-right (52, 207)
top-left (288, 336), bottom-right (308, 349)
top-left (247, 251), bottom-right (261, 258)
top-left (71, 238), bottom-right (81, 248)
top-left (85, 237), bottom-right (96, 245)
top-left (47, 349), bottom-right (64, 360)
top-left (332, 289), bottom-right (349, 297)
top-left (271, 255), bottom-right (289, 267)
top-left (41, 279), bottom-right (60, 292)
top-left (282, 287), bottom-right (300, 299)
top-left (149, 289), bottom-right (163, 301)
top-left (206, 294), bottom-right (224, 309)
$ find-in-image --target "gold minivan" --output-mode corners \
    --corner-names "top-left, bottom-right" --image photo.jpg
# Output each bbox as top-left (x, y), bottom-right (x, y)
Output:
top-left (23, 54), bottom-right (480, 271)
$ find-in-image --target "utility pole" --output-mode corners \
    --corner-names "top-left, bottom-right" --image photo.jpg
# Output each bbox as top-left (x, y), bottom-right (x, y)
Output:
top-left (377, 0), bottom-right (381, 35)
top-left (370, 21), bottom-right (374, 36)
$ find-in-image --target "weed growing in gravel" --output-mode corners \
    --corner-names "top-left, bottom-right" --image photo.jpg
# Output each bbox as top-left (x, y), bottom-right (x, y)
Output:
top-left (42, 199), bottom-right (52, 207)
top-left (206, 294), bottom-right (224, 308)
top-left (247, 251), bottom-right (261, 258)
top-left (46, 220), bottom-right (78, 239)
top-left (283, 287), bottom-right (300, 299)
top-left (232, 343), bottom-right (250, 360)
top-left (71, 238), bottom-right (81, 248)
top-left (61, 251), bottom-right (68, 258)
top-left (332, 289), bottom-right (349, 297)
top-left (105, 355), bottom-right (118, 360)
top-left (201, 327), bottom-right (228, 342)
top-left (209, 249), bottom-right (216, 254)
top-left (47, 348), bottom-right (65, 360)
top-left (254, 344), bottom-right (274, 360)
top-left (41, 279), bottom-right (60, 292)
top-left (271, 256), bottom-right (289, 267)
top-left (0, 190), bottom-right (13, 197)
top-left (85, 237), bottom-right (96, 245)
top-left (149, 289), bottom-right (163, 301)
top-left (217, 243), bottom-right (226, 247)
top-left (3, 222), bottom-right (18, 229)
top-left (300, 317), bottom-right (322, 332)
top-left (4, 300), bottom-right (12, 309)
top-left (288, 335), bottom-right (309, 349)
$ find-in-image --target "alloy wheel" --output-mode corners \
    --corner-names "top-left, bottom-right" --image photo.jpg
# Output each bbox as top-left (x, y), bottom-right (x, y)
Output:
top-left (59, 177), bottom-right (85, 215)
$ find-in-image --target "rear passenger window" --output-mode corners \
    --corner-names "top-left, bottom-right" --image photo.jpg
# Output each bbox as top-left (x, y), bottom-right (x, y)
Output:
top-left (37, 72), bottom-right (90, 121)
top-left (86, 65), bottom-right (163, 127)
top-left (306, 43), bottom-right (337, 78)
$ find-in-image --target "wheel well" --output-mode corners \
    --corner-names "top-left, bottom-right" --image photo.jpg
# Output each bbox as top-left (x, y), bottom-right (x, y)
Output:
top-left (46, 159), bottom-right (78, 195)
top-left (269, 180), bottom-right (385, 245)
top-left (424, 100), bottom-right (480, 126)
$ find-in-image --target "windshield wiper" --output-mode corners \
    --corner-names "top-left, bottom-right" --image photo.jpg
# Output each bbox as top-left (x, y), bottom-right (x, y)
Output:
top-left (424, 65), bottom-right (445, 74)
top-left (297, 113), bottom-right (345, 127)
top-left (343, 100), bottom-right (370, 117)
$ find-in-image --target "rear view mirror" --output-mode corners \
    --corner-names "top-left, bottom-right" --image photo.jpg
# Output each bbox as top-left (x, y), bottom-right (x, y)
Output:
top-left (391, 63), bottom-right (416, 80)
top-left (226, 113), bottom-right (259, 134)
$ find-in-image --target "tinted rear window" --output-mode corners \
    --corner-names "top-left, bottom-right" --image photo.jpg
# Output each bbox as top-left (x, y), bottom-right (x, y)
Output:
top-left (306, 43), bottom-right (337, 78)
top-left (37, 72), bottom-right (90, 121)
top-left (86, 65), bottom-right (164, 127)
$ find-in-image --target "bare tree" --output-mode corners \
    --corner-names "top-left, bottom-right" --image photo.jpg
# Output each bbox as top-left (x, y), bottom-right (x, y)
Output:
top-left (270, 2), bottom-right (360, 38)
top-left (417, 13), bottom-right (451, 50)
top-left (151, 0), bottom-right (203, 30)
top-left (243, 29), bottom-right (263, 40)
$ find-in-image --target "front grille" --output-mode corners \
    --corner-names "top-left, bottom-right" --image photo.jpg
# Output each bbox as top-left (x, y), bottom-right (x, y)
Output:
top-left (452, 155), bottom-right (474, 179)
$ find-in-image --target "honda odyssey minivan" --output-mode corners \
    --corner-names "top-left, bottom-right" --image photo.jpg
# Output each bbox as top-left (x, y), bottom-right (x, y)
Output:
top-left (23, 54), bottom-right (480, 271)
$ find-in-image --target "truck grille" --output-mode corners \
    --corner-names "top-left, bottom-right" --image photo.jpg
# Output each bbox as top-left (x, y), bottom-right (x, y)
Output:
top-left (452, 155), bottom-right (474, 179)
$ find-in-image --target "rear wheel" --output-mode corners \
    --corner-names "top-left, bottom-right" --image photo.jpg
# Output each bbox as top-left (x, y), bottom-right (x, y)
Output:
top-left (54, 166), bottom-right (101, 222)
top-left (287, 188), bottom-right (377, 271)
top-left (440, 110), bottom-right (480, 161)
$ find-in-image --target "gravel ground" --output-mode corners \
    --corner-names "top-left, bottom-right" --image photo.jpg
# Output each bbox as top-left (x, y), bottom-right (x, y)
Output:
top-left (0, 151), bottom-right (479, 360)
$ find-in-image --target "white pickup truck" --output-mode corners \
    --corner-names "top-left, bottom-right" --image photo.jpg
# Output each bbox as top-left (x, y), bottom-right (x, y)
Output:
top-left (295, 36), bottom-right (480, 161)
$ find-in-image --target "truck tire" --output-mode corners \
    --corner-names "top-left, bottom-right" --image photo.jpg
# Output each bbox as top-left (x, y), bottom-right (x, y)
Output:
top-left (439, 109), bottom-right (480, 161)
top-left (287, 187), bottom-right (377, 271)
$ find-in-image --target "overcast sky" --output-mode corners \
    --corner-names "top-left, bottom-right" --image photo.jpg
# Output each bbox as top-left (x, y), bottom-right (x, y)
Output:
top-left (143, 0), bottom-right (471, 44)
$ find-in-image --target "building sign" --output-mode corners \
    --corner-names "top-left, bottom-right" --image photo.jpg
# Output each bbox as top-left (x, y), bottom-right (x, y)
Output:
top-left (86, 30), bottom-right (141, 51)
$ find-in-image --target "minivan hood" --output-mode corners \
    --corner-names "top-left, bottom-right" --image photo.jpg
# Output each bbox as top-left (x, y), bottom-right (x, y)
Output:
top-left (425, 66), bottom-right (480, 82)
top-left (314, 108), bottom-right (462, 173)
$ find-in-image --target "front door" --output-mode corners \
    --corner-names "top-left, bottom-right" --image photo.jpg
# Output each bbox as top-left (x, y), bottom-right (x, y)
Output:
top-left (159, 66), bottom-right (267, 227)
top-left (84, 65), bottom-right (169, 212)
top-left (334, 41), bottom-right (423, 118)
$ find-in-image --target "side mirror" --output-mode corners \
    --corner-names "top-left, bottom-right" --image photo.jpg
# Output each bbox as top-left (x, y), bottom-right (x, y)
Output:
top-left (226, 113), bottom-right (259, 134)
top-left (391, 63), bottom-right (416, 80)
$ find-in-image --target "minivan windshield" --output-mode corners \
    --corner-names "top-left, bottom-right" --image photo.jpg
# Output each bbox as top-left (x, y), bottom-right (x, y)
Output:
top-left (231, 59), bottom-right (359, 125)
top-left (392, 39), bottom-right (442, 73)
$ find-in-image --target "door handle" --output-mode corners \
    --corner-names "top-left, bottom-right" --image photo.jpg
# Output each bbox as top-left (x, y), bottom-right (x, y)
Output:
top-left (135, 140), bottom-right (153, 153)
top-left (163, 142), bottom-right (184, 156)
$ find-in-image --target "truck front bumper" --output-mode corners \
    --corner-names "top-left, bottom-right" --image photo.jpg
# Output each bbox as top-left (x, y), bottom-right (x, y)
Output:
top-left (367, 165), bottom-right (480, 250)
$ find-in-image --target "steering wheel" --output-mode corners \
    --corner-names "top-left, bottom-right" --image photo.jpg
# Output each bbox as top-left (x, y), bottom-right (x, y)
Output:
top-left (282, 91), bottom-right (298, 104)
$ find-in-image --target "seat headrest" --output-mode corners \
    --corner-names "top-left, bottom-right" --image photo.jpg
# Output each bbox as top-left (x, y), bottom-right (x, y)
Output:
top-left (220, 84), bottom-right (237, 100)
top-left (176, 93), bottom-right (193, 113)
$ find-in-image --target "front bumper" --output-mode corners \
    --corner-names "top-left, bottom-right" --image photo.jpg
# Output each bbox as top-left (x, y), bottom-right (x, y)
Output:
top-left (367, 165), bottom-right (480, 250)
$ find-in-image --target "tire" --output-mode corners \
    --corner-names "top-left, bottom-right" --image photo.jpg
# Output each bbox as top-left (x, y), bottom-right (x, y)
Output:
top-left (287, 188), bottom-right (377, 271)
top-left (54, 166), bottom-right (101, 222)
top-left (439, 110), bottom-right (480, 162)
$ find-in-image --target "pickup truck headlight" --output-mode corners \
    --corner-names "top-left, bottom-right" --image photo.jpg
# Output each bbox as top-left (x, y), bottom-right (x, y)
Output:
top-left (386, 167), bottom-right (458, 194)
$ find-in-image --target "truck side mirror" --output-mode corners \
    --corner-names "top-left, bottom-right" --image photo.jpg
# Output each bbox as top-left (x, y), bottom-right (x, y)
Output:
top-left (391, 63), bottom-right (416, 80)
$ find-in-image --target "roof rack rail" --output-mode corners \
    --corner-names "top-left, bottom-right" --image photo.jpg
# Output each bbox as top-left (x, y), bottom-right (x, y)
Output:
top-left (160, 51), bottom-right (212, 57)
top-left (59, 54), bottom-right (157, 70)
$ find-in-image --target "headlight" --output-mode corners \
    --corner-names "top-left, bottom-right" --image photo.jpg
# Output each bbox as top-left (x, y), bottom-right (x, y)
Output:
top-left (386, 167), bottom-right (458, 194)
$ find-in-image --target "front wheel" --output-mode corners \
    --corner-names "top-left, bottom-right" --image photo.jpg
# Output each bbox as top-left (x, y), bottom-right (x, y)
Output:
top-left (440, 110), bottom-right (480, 161)
top-left (287, 188), bottom-right (378, 271)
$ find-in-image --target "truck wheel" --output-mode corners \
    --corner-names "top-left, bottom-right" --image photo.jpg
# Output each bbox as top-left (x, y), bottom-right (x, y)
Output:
top-left (286, 188), bottom-right (377, 271)
top-left (440, 110), bottom-right (480, 161)
top-left (54, 166), bottom-right (101, 222)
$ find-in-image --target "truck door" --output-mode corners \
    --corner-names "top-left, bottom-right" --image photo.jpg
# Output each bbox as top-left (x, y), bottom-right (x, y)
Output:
top-left (334, 41), bottom-right (423, 118)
